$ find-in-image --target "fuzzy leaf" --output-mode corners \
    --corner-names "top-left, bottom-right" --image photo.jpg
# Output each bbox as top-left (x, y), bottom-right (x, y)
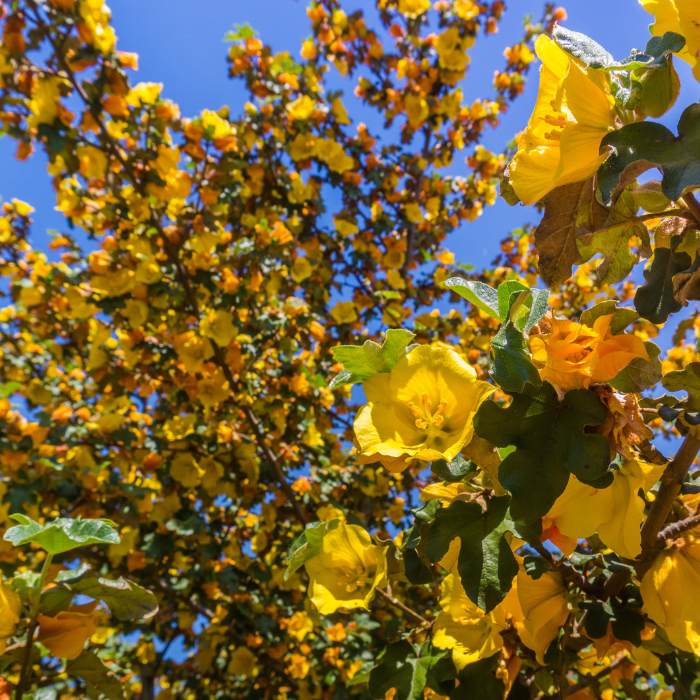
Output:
top-left (285, 519), bottom-right (340, 579)
top-left (424, 496), bottom-right (518, 612)
top-left (473, 383), bottom-right (609, 524)
top-left (66, 651), bottom-right (124, 700)
top-left (4, 515), bottom-right (120, 555)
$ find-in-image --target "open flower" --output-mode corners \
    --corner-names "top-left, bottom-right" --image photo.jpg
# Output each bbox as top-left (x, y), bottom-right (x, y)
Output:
top-left (0, 579), bottom-right (20, 654)
top-left (641, 0), bottom-right (700, 82)
top-left (529, 314), bottom-right (649, 391)
top-left (433, 572), bottom-right (509, 669)
top-left (304, 524), bottom-right (387, 614)
top-left (516, 569), bottom-right (569, 664)
top-left (353, 345), bottom-right (493, 473)
top-left (641, 533), bottom-right (700, 629)
top-left (508, 35), bottom-right (617, 205)
top-left (543, 459), bottom-right (665, 559)
top-left (37, 602), bottom-right (102, 660)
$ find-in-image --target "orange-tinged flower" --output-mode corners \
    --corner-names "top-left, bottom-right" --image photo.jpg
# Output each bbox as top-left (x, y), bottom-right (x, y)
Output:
top-left (37, 602), bottom-right (101, 659)
top-left (529, 314), bottom-right (649, 390)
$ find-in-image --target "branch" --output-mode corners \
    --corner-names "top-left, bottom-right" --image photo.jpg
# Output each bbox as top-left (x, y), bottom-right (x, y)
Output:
top-left (552, 657), bottom-right (627, 698)
top-left (376, 588), bottom-right (431, 628)
top-left (153, 580), bottom-right (298, 690)
top-left (657, 513), bottom-right (700, 543)
top-left (534, 546), bottom-right (604, 598)
top-left (637, 433), bottom-right (700, 577)
top-left (682, 191), bottom-right (700, 224)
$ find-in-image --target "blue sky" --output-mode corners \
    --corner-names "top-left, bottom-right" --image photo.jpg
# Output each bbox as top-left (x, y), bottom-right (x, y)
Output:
top-left (3, 0), bottom-right (697, 268)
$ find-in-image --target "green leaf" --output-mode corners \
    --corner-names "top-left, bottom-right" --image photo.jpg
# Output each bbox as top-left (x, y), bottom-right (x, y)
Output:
top-left (329, 329), bottom-right (416, 389)
top-left (609, 340), bottom-right (662, 392)
top-left (489, 311), bottom-right (542, 394)
top-left (66, 651), bottom-right (124, 700)
top-left (285, 519), bottom-right (340, 580)
top-left (4, 515), bottom-right (120, 555)
top-left (634, 244), bottom-right (691, 324)
top-left (450, 656), bottom-right (505, 700)
top-left (431, 455), bottom-right (477, 483)
top-left (496, 281), bottom-right (529, 322)
top-left (599, 104), bottom-right (700, 204)
top-left (522, 555), bottom-right (549, 580)
top-left (441, 278), bottom-right (500, 319)
top-left (68, 571), bottom-right (158, 621)
top-left (580, 300), bottom-right (639, 334)
top-left (605, 32), bottom-right (686, 71)
top-left (580, 599), bottom-right (645, 646)
top-left (577, 187), bottom-right (651, 284)
top-left (424, 496), bottom-right (518, 612)
top-left (368, 641), bottom-right (424, 700)
top-left (473, 382), bottom-right (609, 524)
top-left (522, 288), bottom-right (550, 333)
top-left (662, 362), bottom-right (700, 411)
top-left (553, 26), bottom-right (613, 68)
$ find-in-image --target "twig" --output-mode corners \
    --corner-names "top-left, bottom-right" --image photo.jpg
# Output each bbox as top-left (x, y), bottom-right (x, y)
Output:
top-left (657, 513), bottom-right (700, 542)
top-left (552, 657), bottom-right (627, 698)
top-left (682, 192), bottom-right (700, 224)
top-left (534, 546), bottom-right (604, 598)
top-left (376, 588), bottom-right (431, 628)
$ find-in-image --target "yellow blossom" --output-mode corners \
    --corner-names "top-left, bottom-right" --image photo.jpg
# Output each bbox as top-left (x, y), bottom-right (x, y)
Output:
top-left (304, 524), bottom-right (387, 614)
top-left (126, 82), bottom-right (163, 108)
top-left (543, 459), bottom-right (665, 559)
top-left (433, 573), bottom-right (509, 669)
top-left (228, 646), bottom-right (256, 676)
top-left (641, 534), bottom-right (700, 629)
top-left (516, 569), bottom-right (569, 664)
top-left (76, 145), bottom-right (108, 179)
top-left (177, 335), bottom-right (214, 373)
top-left (0, 579), bottom-right (20, 654)
top-left (287, 611), bottom-right (314, 641)
top-left (330, 301), bottom-right (358, 325)
top-left (436, 28), bottom-right (471, 72)
top-left (641, 0), bottom-right (700, 82)
top-left (354, 345), bottom-right (493, 472)
top-left (404, 94), bottom-right (429, 128)
top-left (508, 35), bottom-right (617, 205)
top-left (287, 95), bottom-right (316, 120)
top-left (200, 309), bottom-right (238, 347)
top-left (398, 0), bottom-right (431, 18)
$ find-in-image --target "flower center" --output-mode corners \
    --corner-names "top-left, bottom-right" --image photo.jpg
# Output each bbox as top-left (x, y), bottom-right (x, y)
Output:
top-left (407, 393), bottom-right (448, 431)
top-left (338, 564), bottom-right (375, 593)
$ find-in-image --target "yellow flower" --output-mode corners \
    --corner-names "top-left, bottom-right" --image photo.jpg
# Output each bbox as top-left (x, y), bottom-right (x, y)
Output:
top-left (543, 459), bottom-right (665, 559)
top-left (353, 345), bottom-right (493, 472)
top-left (330, 301), bottom-right (358, 325)
top-left (304, 524), bottom-right (387, 614)
top-left (287, 95), bottom-right (316, 121)
top-left (76, 145), bottom-right (108, 179)
top-left (126, 82), bottom-right (163, 108)
top-left (419, 481), bottom-right (469, 507)
top-left (529, 314), bottom-right (649, 391)
top-left (170, 453), bottom-right (204, 488)
top-left (91, 268), bottom-right (137, 298)
top-left (177, 335), bottom-right (214, 373)
top-left (436, 28), bottom-right (471, 72)
top-left (404, 94), bottom-right (429, 128)
top-left (432, 573), bottom-right (509, 670)
top-left (200, 309), bottom-right (238, 347)
top-left (398, 0), bottom-right (431, 18)
top-left (228, 646), bottom-right (256, 677)
top-left (197, 368), bottom-right (230, 408)
top-left (508, 35), bottom-right (617, 205)
top-left (37, 603), bottom-right (101, 660)
top-left (516, 569), bottom-right (569, 665)
top-left (641, 0), bottom-right (700, 82)
top-left (641, 535), bottom-right (700, 628)
top-left (0, 579), bottom-right (20, 654)
top-left (287, 611), bottom-right (314, 641)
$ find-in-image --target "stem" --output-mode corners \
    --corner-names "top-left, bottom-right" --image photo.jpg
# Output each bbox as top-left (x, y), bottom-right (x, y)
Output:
top-left (682, 192), bottom-right (700, 223)
top-left (15, 553), bottom-right (53, 700)
top-left (657, 513), bottom-right (700, 543)
top-left (534, 546), bottom-right (604, 598)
